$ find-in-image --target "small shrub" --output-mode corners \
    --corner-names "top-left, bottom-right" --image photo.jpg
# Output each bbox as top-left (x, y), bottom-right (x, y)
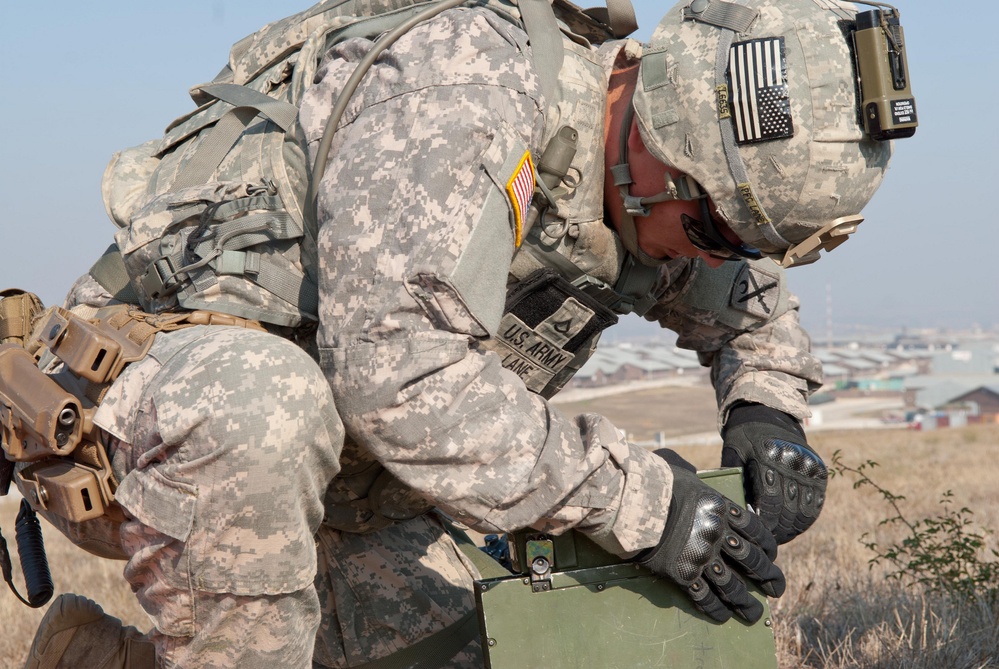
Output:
top-left (830, 450), bottom-right (999, 602)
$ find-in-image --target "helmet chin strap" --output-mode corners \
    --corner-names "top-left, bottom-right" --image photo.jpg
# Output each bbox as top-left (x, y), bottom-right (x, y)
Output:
top-left (609, 100), bottom-right (704, 265)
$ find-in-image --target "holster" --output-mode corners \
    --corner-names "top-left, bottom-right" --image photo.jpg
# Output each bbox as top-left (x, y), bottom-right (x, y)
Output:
top-left (0, 305), bottom-right (265, 525)
top-left (0, 304), bottom-right (157, 523)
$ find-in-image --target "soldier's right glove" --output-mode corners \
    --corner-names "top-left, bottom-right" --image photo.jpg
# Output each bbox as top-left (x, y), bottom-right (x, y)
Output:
top-left (637, 451), bottom-right (786, 624)
top-left (722, 402), bottom-right (828, 544)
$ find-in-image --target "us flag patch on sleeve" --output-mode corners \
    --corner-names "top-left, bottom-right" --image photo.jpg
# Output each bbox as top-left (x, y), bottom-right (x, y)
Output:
top-left (506, 150), bottom-right (535, 247)
top-left (728, 36), bottom-right (794, 145)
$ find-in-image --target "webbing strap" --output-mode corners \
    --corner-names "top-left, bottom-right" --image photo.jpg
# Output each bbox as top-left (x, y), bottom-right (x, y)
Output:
top-left (233, 253), bottom-right (319, 314)
top-left (612, 254), bottom-right (659, 316)
top-left (580, 1), bottom-right (638, 39)
top-left (709, 1), bottom-right (789, 250)
top-left (605, 0), bottom-right (638, 37)
top-left (327, 2), bottom-right (440, 44)
top-left (518, 0), bottom-right (563, 108)
top-left (171, 107), bottom-right (260, 190)
top-left (521, 230), bottom-right (658, 315)
top-left (171, 84), bottom-right (299, 191)
top-left (89, 244), bottom-right (140, 304)
top-left (199, 84), bottom-right (300, 132)
top-left (177, 206), bottom-right (314, 310)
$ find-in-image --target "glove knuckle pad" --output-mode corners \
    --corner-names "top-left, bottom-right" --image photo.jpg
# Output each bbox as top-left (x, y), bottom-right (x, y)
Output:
top-left (765, 438), bottom-right (828, 483)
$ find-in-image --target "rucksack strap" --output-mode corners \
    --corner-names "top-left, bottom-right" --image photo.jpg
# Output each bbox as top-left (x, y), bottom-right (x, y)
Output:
top-left (581, 0), bottom-right (637, 38)
top-left (307, 0), bottom-right (568, 237)
top-left (172, 84), bottom-right (299, 190)
top-left (89, 244), bottom-right (141, 304)
top-left (519, 0), bottom-right (563, 107)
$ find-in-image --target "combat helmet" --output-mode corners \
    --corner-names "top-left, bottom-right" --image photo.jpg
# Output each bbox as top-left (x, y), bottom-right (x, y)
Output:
top-left (630, 0), bottom-right (912, 267)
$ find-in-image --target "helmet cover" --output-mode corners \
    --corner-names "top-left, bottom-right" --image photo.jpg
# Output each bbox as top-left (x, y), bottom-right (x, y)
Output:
top-left (632, 0), bottom-right (892, 264)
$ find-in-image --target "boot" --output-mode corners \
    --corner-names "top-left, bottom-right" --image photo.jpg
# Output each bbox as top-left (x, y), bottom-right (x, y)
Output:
top-left (22, 593), bottom-right (156, 669)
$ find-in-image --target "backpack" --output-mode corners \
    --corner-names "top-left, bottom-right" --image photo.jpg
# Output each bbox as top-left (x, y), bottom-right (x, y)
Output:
top-left (91, 0), bottom-right (632, 328)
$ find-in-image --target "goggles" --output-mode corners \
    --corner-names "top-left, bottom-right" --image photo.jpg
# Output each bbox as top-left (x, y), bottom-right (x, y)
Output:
top-left (680, 198), bottom-right (763, 262)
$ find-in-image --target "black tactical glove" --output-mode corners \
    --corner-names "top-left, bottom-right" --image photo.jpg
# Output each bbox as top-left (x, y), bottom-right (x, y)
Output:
top-left (638, 451), bottom-right (786, 624)
top-left (722, 402), bottom-right (827, 545)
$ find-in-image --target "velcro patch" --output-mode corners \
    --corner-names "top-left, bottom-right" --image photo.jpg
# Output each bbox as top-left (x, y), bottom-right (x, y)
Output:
top-left (479, 269), bottom-right (617, 398)
top-left (730, 264), bottom-right (780, 318)
top-left (728, 37), bottom-right (794, 145)
top-left (505, 151), bottom-right (535, 247)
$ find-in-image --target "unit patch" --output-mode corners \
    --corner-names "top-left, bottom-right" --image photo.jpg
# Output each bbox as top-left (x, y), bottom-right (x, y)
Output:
top-left (479, 269), bottom-right (618, 398)
top-left (730, 263), bottom-right (780, 318)
top-left (728, 36), bottom-right (794, 145)
top-left (506, 151), bottom-right (535, 247)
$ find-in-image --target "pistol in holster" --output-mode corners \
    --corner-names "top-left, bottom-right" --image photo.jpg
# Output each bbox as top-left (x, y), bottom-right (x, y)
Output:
top-left (0, 306), bottom-right (154, 523)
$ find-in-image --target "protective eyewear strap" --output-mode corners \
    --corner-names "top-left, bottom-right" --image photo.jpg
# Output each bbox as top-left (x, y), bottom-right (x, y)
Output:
top-left (709, 0), bottom-right (791, 252)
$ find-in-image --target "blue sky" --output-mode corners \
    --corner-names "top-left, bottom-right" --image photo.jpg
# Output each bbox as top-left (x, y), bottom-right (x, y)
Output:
top-left (1, 1), bottom-right (995, 339)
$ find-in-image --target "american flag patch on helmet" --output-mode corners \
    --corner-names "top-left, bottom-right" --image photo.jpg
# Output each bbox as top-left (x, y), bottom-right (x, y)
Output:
top-left (728, 36), bottom-right (794, 145)
top-left (506, 151), bottom-right (535, 247)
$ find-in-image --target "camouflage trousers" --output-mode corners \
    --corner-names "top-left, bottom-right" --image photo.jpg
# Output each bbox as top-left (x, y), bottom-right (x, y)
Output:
top-left (41, 325), bottom-right (345, 668)
top-left (312, 513), bottom-right (483, 668)
top-left (39, 325), bottom-right (486, 668)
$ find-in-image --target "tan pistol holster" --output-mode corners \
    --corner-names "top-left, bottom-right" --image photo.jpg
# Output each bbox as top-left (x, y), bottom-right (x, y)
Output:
top-left (0, 298), bottom-right (264, 524)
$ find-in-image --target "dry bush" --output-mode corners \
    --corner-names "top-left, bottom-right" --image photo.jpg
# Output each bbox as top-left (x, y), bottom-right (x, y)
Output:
top-left (771, 425), bottom-right (999, 669)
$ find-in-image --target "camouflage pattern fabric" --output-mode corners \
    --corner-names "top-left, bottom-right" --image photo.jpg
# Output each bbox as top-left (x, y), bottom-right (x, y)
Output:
top-left (50, 277), bottom-right (345, 669)
top-left (313, 513), bottom-right (482, 668)
top-left (57, 275), bottom-right (485, 668)
top-left (303, 4), bottom-right (820, 562)
top-left (38, 2), bottom-right (824, 666)
top-left (645, 257), bottom-right (822, 426)
top-left (632, 0), bottom-right (891, 257)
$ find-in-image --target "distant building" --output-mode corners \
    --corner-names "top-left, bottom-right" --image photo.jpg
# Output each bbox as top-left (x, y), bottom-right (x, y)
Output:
top-left (945, 385), bottom-right (999, 417)
top-left (567, 342), bottom-right (705, 389)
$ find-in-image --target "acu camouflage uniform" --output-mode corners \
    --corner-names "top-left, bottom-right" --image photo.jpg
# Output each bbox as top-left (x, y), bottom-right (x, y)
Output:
top-left (41, 1), bottom-right (823, 667)
top-left (51, 275), bottom-right (345, 669)
top-left (299, 1), bottom-right (819, 666)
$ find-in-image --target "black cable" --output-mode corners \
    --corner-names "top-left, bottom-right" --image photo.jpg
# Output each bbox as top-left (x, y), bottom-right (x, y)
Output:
top-left (9, 500), bottom-right (53, 608)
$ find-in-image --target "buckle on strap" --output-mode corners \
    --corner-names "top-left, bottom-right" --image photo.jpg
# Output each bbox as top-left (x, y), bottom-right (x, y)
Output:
top-left (780, 215), bottom-right (864, 268)
top-left (139, 257), bottom-right (181, 300)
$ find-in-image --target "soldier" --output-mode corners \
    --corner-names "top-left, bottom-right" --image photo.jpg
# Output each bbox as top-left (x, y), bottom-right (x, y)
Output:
top-left (15, 278), bottom-right (344, 669)
top-left (17, 0), bottom-right (906, 666)
top-left (303, 0), bottom-right (892, 665)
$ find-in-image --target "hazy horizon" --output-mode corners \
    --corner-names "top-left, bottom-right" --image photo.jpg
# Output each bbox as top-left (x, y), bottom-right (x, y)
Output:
top-left (2, 1), bottom-right (994, 336)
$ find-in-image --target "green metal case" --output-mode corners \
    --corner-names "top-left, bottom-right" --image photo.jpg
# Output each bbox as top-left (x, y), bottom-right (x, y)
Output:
top-left (474, 467), bottom-right (778, 668)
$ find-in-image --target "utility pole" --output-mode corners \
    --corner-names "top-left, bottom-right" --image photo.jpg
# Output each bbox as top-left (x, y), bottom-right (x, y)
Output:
top-left (826, 282), bottom-right (833, 349)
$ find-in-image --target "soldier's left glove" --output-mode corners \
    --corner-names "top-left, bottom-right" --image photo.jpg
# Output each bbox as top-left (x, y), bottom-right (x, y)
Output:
top-left (721, 402), bottom-right (827, 545)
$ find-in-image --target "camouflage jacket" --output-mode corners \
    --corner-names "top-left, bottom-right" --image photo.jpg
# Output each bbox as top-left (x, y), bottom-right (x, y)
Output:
top-left (302, 5), bottom-right (821, 554)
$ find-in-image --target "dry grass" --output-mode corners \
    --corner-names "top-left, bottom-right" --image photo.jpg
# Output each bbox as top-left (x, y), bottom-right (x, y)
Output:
top-left (671, 424), bottom-right (999, 669)
top-left (555, 383), bottom-right (718, 441)
top-left (1, 420), bottom-right (997, 667)
top-left (0, 498), bottom-right (146, 668)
